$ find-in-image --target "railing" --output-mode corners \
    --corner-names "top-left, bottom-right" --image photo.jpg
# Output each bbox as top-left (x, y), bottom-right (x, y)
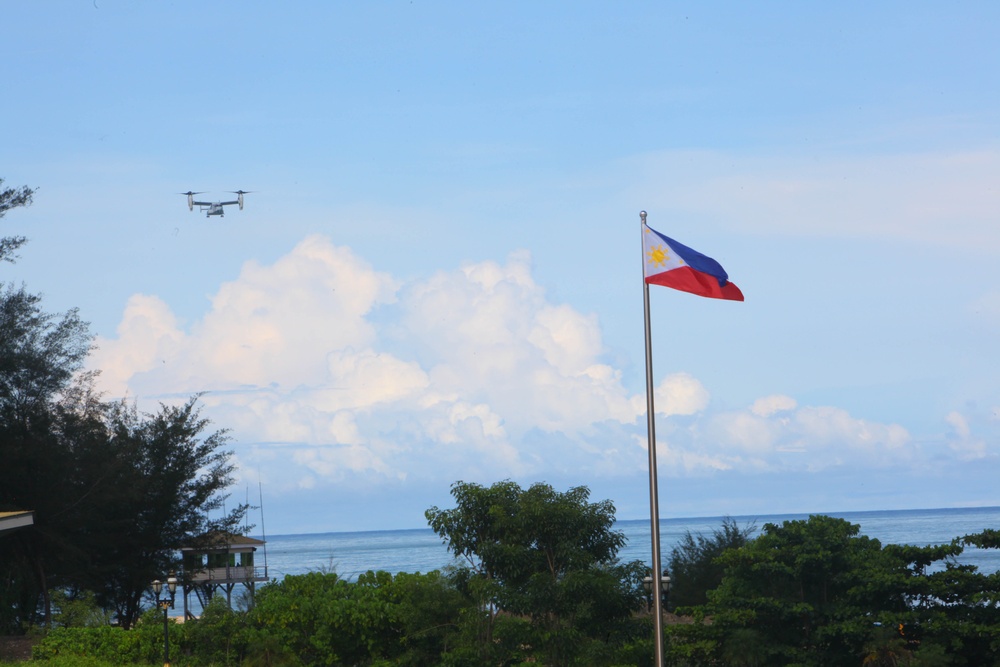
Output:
top-left (185, 565), bottom-right (268, 583)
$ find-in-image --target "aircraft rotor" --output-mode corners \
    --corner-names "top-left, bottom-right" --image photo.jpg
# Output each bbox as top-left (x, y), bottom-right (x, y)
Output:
top-left (229, 190), bottom-right (253, 210)
top-left (178, 191), bottom-right (205, 211)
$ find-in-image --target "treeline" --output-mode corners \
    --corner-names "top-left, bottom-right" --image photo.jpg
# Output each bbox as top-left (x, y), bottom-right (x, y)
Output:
top-left (32, 481), bottom-right (655, 666)
top-left (33, 569), bottom-right (646, 667)
top-left (666, 515), bottom-right (1000, 666)
top-left (28, 481), bottom-right (1000, 666)
top-left (0, 181), bottom-right (248, 631)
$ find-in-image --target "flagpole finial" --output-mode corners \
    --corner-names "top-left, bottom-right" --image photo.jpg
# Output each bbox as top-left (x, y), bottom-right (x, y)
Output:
top-left (640, 210), bottom-right (647, 224)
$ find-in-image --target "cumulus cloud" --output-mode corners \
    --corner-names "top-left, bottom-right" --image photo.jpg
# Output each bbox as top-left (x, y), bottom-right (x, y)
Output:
top-left (91, 233), bottom-right (947, 498)
top-left (90, 237), bottom-right (646, 490)
top-left (945, 410), bottom-right (992, 461)
top-left (657, 402), bottom-right (912, 477)
top-left (653, 373), bottom-right (710, 417)
top-left (399, 250), bottom-right (637, 432)
top-left (88, 293), bottom-right (185, 396)
top-left (92, 235), bottom-right (399, 398)
top-left (751, 394), bottom-right (797, 418)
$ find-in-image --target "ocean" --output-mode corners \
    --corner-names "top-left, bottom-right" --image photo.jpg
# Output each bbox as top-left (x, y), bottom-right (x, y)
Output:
top-left (256, 506), bottom-right (1000, 582)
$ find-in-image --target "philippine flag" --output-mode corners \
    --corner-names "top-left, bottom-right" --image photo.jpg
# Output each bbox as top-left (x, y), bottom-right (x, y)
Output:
top-left (642, 224), bottom-right (744, 301)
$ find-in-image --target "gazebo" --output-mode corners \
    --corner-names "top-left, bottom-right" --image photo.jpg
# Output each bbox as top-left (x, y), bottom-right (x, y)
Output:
top-left (179, 532), bottom-right (268, 618)
top-left (0, 511), bottom-right (34, 536)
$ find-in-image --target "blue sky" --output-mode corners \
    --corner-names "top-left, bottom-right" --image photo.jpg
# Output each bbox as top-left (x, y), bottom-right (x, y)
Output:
top-left (4, 2), bottom-right (999, 534)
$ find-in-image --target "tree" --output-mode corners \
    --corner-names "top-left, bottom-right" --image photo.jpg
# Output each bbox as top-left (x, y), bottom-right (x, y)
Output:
top-left (668, 515), bottom-right (1000, 667)
top-left (79, 397), bottom-right (248, 629)
top-left (426, 480), bottom-right (647, 666)
top-left (0, 178), bottom-right (34, 263)
top-left (706, 515), bottom-right (912, 666)
top-left (246, 569), bottom-right (469, 666)
top-left (667, 516), bottom-right (756, 610)
top-left (0, 282), bottom-right (93, 630)
top-left (0, 178), bottom-right (246, 630)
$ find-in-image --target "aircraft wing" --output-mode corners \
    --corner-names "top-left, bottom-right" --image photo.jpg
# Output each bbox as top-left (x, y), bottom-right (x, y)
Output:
top-left (218, 200), bottom-right (240, 206)
top-left (191, 200), bottom-right (214, 207)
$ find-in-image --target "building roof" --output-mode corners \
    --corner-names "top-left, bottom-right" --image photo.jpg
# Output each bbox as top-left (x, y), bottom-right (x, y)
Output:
top-left (0, 511), bottom-right (34, 534)
top-left (180, 531), bottom-right (265, 552)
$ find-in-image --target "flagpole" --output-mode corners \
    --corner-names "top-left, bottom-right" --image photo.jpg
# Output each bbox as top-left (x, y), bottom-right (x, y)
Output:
top-left (640, 210), bottom-right (665, 667)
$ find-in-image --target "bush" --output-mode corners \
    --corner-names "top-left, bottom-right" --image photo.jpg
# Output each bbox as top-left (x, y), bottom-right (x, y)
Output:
top-left (32, 608), bottom-right (180, 665)
top-left (182, 596), bottom-right (249, 666)
top-left (32, 626), bottom-right (135, 664)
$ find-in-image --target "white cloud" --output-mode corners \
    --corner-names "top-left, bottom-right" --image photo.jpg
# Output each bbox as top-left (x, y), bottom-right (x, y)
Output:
top-left (665, 402), bottom-right (912, 476)
top-left (946, 411), bottom-right (971, 438)
top-left (185, 235), bottom-right (398, 390)
top-left (399, 250), bottom-right (638, 432)
top-left (653, 373), bottom-right (710, 417)
top-left (90, 238), bottom-right (645, 487)
top-left (751, 394), bottom-right (797, 418)
top-left (319, 349), bottom-right (429, 412)
top-left (89, 293), bottom-right (184, 396)
top-left (945, 410), bottom-right (992, 461)
top-left (91, 233), bottom-right (975, 504)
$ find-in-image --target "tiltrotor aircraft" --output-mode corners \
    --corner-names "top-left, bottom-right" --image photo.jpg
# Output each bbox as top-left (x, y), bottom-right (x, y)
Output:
top-left (179, 190), bottom-right (251, 217)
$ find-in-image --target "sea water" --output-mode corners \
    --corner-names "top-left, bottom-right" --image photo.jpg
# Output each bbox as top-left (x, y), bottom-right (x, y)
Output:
top-left (258, 506), bottom-right (1000, 581)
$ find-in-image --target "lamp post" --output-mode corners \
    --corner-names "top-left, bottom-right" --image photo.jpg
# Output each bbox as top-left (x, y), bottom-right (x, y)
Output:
top-left (643, 571), bottom-right (671, 612)
top-left (151, 572), bottom-right (178, 667)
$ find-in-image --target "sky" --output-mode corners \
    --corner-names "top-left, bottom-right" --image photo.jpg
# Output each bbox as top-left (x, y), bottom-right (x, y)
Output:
top-left (3, 1), bottom-right (999, 535)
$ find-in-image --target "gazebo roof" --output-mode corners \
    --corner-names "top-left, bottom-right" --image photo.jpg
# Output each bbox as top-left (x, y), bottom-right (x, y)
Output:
top-left (180, 531), bottom-right (265, 553)
top-left (0, 511), bottom-right (34, 534)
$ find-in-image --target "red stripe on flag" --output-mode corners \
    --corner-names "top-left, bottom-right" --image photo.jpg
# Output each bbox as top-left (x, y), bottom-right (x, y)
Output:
top-left (646, 266), bottom-right (744, 301)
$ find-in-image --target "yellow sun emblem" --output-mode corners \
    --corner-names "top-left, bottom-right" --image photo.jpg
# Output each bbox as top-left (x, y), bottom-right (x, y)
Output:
top-left (647, 244), bottom-right (669, 267)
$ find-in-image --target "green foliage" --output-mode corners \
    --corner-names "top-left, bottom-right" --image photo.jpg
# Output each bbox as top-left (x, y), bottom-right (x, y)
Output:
top-left (32, 607), bottom-right (184, 665)
top-left (182, 596), bottom-right (249, 666)
top-left (83, 397), bottom-right (248, 629)
top-left (0, 178), bottom-right (33, 263)
top-left (667, 516), bottom-right (756, 611)
top-left (20, 509), bottom-right (1000, 666)
top-left (246, 569), bottom-right (470, 667)
top-left (705, 515), bottom-right (912, 666)
top-left (962, 528), bottom-right (1000, 549)
top-left (49, 590), bottom-right (113, 628)
top-left (13, 656), bottom-right (121, 667)
top-left (0, 278), bottom-right (94, 631)
top-left (1, 179), bottom-right (247, 633)
top-left (32, 625), bottom-right (139, 664)
top-left (668, 514), bottom-right (1000, 667)
top-left (426, 480), bottom-right (647, 666)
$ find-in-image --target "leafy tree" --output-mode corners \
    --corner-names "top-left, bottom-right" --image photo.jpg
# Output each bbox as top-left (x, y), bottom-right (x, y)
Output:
top-left (963, 528), bottom-right (1000, 549)
top-left (183, 595), bottom-right (250, 666)
top-left (667, 516), bottom-right (756, 611)
top-left (49, 589), bottom-right (113, 628)
top-left (0, 178), bottom-right (246, 631)
top-left (0, 287), bottom-right (91, 418)
top-left (705, 515), bottom-right (912, 666)
top-left (0, 177), bottom-right (93, 630)
top-left (80, 397), bottom-right (247, 629)
top-left (426, 480), bottom-right (647, 666)
top-left (0, 284), bottom-right (93, 630)
top-left (246, 569), bottom-right (469, 666)
top-left (667, 515), bottom-right (1000, 667)
top-left (0, 178), bottom-right (34, 263)
top-left (894, 536), bottom-right (1000, 665)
